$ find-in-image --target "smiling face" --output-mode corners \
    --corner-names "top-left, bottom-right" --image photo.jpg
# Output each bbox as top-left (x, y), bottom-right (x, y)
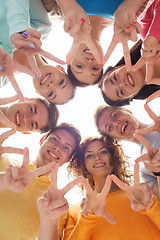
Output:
top-left (69, 44), bottom-right (103, 85)
top-left (36, 129), bottom-right (76, 168)
top-left (84, 140), bottom-right (113, 178)
top-left (4, 99), bottom-right (48, 132)
top-left (97, 107), bottom-right (139, 140)
top-left (102, 66), bottom-right (145, 101)
top-left (33, 65), bottom-right (74, 104)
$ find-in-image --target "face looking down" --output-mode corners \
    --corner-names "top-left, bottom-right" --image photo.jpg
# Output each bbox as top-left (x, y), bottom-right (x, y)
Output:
top-left (33, 65), bottom-right (74, 104)
top-left (97, 107), bottom-right (139, 140)
top-left (37, 129), bottom-right (76, 168)
top-left (102, 66), bottom-right (145, 101)
top-left (5, 99), bottom-right (48, 132)
top-left (84, 140), bottom-right (113, 177)
top-left (69, 44), bottom-right (103, 85)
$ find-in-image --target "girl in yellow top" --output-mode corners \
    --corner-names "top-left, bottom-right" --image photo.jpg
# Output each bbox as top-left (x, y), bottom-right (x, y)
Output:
top-left (38, 136), bottom-right (160, 240)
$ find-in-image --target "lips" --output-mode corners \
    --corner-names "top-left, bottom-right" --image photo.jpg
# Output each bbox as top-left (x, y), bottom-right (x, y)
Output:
top-left (83, 48), bottom-right (93, 55)
top-left (121, 121), bottom-right (128, 134)
top-left (15, 111), bottom-right (21, 126)
top-left (40, 73), bottom-right (51, 86)
top-left (93, 162), bottom-right (106, 168)
top-left (127, 73), bottom-right (135, 87)
top-left (47, 150), bottom-right (59, 160)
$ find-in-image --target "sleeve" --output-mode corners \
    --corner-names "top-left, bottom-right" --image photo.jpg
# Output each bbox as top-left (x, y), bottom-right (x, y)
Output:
top-left (140, 195), bottom-right (160, 230)
top-left (139, 162), bottom-right (157, 188)
top-left (4, 0), bottom-right (31, 40)
top-left (145, 0), bottom-right (160, 41)
top-left (63, 214), bottom-right (98, 240)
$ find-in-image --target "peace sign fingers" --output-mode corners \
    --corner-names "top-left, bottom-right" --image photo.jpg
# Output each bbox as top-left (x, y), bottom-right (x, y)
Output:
top-left (111, 174), bottom-right (129, 192)
top-left (0, 129), bottom-right (16, 145)
top-left (62, 176), bottom-right (84, 195)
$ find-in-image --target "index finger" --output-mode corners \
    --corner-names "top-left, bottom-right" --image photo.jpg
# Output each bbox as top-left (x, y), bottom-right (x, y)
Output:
top-left (7, 74), bottom-right (24, 101)
top-left (0, 111), bottom-right (16, 129)
top-left (103, 38), bottom-right (117, 64)
top-left (145, 62), bottom-right (154, 83)
top-left (131, 57), bottom-right (145, 71)
top-left (134, 133), bottom-right (152, 151)
top-left (101, 175), bottom-right (112, 197)
top-left (49, 164), bottom-right (59, 188)
top-left (66, 41), bottom-right (80, 65)
top-left (39, 49), bottom-right (65, 65)
top-left (146, 89), bottom-right (160, 103)
top-left (133, 163), bottom-right (139, 185)
top-left (0, 95), bottom-right (18, 105)
top-left (144, 103), bottom-right (158, 122)
top-left (62, 176), bottom-right (84, 195)
top-left (111, 174), bottom-right (128, 191)
top-left (0, 129), bottom-right (16, 144)
top-left (22, 147), bottom-right (29, 167)
top-left (85, 37), bottom-right (103, 64)
top-left (122, 39), bottom-right (131, 71)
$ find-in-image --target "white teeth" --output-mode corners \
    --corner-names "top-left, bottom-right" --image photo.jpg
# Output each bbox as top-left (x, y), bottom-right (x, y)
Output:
top-left (84, 49), bottom-right (91, 54)
top-left (128, 74), bottom-right (134, 85)
top-left (121, 122), bottom-right (128, 134)
top-left (94, 163), bottom-right (105, 168)
top-left (49, 151), bottom-right (58, 159)
top-left (41, 74), bottom-right (50, 85)
top-left (16, 112), bottom-right (20, 126)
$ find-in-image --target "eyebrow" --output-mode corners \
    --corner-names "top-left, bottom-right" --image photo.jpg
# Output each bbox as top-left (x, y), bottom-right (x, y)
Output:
top-left (54, 134), bottom-right (72, 149)
top-left (34, 104), bottom-right (37, 114)
top-left (35, 122), bottom-right (38, 130)
top-left (85, 147), bottom-right (107, 153)
top-left (116, 90), bottom-right (122, 98)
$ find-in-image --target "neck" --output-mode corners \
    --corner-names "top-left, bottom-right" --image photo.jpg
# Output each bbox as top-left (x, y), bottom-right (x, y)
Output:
top-left (94, 174), bottom-right (120, 193)
top-left (89, 16), bottom-right (113, 42)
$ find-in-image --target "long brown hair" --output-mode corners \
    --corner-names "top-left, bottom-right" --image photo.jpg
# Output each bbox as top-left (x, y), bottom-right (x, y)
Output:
top-left (68, 136), bottom-right (133, 192)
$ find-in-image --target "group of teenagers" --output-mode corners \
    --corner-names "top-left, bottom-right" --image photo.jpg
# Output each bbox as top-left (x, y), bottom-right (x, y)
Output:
top-left (1, 0), bottom-right (160, 239)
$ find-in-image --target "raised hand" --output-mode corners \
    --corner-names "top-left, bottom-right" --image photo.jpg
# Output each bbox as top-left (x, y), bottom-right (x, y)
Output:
top-left (0, 95), bottom-right (19, 129)
top-left (132, 36), bottom-right (160, 82)
top-left (103, 19), bottom-right (141, 70)
top-left (81, 176), bottom-right (116, 224)
top-left (20, 47), bottom-right (65, 77)
top-left (111, 163), bottom-right (153, 212)
top-left (0, 48), bottom-right (36, 100)
top-left (136, 103), bottom-right (160, 135)
top-left (66, 20), bottom-right (102, 65)
top-left (10, 28), bottom-right (42, 51)
top-left (37, 164), bottom-right (84, 221)
top-left (0, 129), bottom-right (23, 160)
top-left (4, 147), bottom-right (55, 193)
top-left (134, 133), bottom-right (160, 174)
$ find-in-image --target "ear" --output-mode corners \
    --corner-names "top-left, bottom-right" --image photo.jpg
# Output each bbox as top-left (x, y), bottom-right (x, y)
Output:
top-left (39, 135), bottom-right (45, 146)
top-left (56, 65), bottom-right (65, 72)
top-left (22, 131), bottom-right (31, 134)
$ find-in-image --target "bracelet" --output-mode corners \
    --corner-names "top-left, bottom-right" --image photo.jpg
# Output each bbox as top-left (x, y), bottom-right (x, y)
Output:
top-left (152, 172), bottom-right (160, 176)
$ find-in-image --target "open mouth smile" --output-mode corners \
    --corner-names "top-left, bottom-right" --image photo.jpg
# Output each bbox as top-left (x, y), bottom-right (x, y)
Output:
top-left (40, 73), bottom-right (51, 86)
top-left (93, 163), bottom-right (106, 168)
top-left (127, 73), bottom-right (135, 87)
top-left (121, 121), bottom-right (128, 134)
top-left (15, 111), bottom-right (21, 126)
top-left (47, 150), bottom-right (59, 160)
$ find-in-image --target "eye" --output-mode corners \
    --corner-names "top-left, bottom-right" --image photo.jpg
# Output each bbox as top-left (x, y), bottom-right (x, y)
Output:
top-left (64, 146), bottom-right (69, 151)
top-left (114, 75), bottom-right (118, 82)
top-left (52, 137), bottom-right (57, 142)
top-left (92, 67), bottom-right (99, 71)
top-left (113, 113), bottom-right (118, 119)
top-left (86, 154), bottom-right (93, 159)
top-left (100, 150), bottom-right (107, 155)
top-left (48, 91), bottom-right (53, 97)
top-left (108, 125), bottom-right (113, 132)
top-left (59, 79), bottom-right (64, 85)
top-left (76, 65), bottom-right (83, 69)
top-left (29, 106), bottom-right (33, 113)
top-left (120, 89), bottom-right (124, 96)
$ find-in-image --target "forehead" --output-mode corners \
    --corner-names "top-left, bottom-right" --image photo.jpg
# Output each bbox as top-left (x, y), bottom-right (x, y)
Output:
top-left (71, 67), bottom-right (102, 84)
top-left (85, 140), bottom-right (105, 152)
top-left (49, 129), bottom-right (76, 148)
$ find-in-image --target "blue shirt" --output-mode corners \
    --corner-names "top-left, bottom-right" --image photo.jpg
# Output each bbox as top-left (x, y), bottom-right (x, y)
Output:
top-left (77, 0), bottom-right (123, 19)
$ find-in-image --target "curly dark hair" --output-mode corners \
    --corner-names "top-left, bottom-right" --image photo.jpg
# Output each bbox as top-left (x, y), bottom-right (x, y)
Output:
top-left (68, 136), bottom-right (133, 192)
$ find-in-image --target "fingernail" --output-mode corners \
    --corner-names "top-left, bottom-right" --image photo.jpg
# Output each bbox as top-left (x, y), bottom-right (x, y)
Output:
top-left (68, 17), bottom-right (72, 22)
top-left (36, 74), bottom-right (41, 79)
top-left (133, 19), bottom-right (137, 24)
top-left (0, 64), bottom-right (3, 70)
top-left (126, 26), bottom-right (131, 31)
top-left (80, 18), bottom-right (85, 23)
top-left (157, 58), bottom-right (160, 63)
top-left (28, 43), bottom-right (35, 48)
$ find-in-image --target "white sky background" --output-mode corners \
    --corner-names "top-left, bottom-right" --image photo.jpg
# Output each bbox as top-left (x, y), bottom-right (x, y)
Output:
top-left (1, 18), bottom-right (160, 204)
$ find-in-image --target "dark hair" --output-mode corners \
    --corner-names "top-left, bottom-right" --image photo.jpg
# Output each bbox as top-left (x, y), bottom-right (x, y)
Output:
top-left (44, 122), bottom-right (81, 157)
top-left (68, 136), bottom-right (132, 192)
top-left (99, 39), bottom-right (160, 106)
top-left (33, 98), bottom-right (59, 133)
top-left (41, 0), bottom-right (62, 16)
top-left (67, 65), bottom-right (103, 87)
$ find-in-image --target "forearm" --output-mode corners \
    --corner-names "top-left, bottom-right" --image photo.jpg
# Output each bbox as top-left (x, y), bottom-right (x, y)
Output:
top-left (38, 218), bottom-right (59, 240)
top-left (123, 0), bottom-right (146, 12)
top-left (0, 172), bottom-right (10, 191)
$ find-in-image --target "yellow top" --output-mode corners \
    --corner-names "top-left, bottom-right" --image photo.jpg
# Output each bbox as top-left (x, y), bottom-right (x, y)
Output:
top-left (59, 190), bottom-right (160, 240)
top-left (0, 155), bottom-right (50, 240)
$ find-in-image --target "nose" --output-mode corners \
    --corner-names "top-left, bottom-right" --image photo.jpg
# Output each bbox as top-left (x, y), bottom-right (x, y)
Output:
top-left (95, 153), bottom-right (101, 161)
top-left (53, 143), bottom-right (61, 152)
top-left (115, 120), bottom-right (120, 128)
top-left (85, 57), bottom-right (94, 63)
top-left (47, 80), bottom-right (54, 87)
top-left (120, 79), bottom-right (127, 87)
